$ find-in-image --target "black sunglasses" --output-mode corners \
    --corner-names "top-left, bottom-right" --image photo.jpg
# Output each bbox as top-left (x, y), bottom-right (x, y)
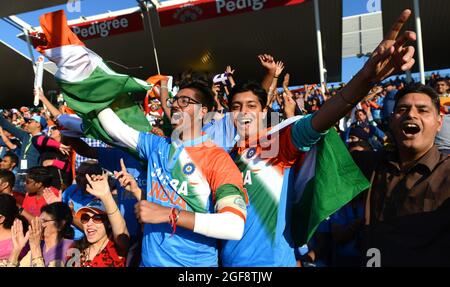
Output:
top-left (80, 213), bottom-right (106, 224)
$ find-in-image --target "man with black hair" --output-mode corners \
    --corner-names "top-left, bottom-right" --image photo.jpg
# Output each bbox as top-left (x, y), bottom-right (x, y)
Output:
top-left (0, 112), bottom-right (48, 195)
top-left (0, 152), bottom-right (19, 172)
top-left (0, 169), bottom-right (24, 205)
top-left (355, 83), bottom-right (450, 266)
top-left (211, 10), bottom-right (417, 266)
top-left (95, 80), bottom-right (247, 267)
top-left (0, 114), bottom-right (46, 172)
top-left (33, 8), bottom-right (246, 266)
top-left (21, 166), bottom-right (60, 217)
top-left (435, 78), bottom-right (449, 98)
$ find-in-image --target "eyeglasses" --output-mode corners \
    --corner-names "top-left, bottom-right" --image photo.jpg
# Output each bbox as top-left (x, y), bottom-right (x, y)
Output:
top-left (80, 213), bottom-right (106, 224)
top-left (167, 96), bottom-right (201, 108)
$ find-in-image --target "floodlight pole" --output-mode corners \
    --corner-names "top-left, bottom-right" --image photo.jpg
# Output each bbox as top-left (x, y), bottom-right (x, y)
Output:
top-left (139, 0), bottom-right (161, 74)
top-left (413, 0), bottom-right (425, 84)
top-left (313, 0), bottom-right (325, 92)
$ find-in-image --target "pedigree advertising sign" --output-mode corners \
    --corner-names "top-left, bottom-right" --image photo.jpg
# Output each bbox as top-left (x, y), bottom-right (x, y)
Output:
top-left (157, 0), bottom-right (309, 27)
top-left (70, 11), bottom-right (144, 40)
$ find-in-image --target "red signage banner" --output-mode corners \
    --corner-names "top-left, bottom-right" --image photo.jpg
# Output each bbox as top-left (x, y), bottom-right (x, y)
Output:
top-left (157, 0), bottom-right (309, 27)
top-left (70, 11), bottom-right (144, 40)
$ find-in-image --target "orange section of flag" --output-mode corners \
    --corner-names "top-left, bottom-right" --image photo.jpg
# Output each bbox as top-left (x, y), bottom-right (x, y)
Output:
top-left (36, 10), bottom-right (84, 53)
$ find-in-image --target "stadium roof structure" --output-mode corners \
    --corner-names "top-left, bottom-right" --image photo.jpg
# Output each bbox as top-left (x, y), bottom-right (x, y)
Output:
top-left (0, 0), bottom-right (67, 18)
top-left (139, 0), bottom-right (342, 86)
top-left (342, 11), bottom-right (382, 59)
top-left (1, 0), bottom-right (343, 107)
top-left (0, 40), bottom-right (58, 108)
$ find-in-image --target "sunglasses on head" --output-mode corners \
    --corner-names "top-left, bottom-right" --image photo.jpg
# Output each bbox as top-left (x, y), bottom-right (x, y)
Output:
top-left (80, 213), bottom-right (106, 224)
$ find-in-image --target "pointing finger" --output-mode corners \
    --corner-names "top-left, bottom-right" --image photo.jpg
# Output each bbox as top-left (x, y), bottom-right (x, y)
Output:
top-left (385, 9), bottom-right (412, 41)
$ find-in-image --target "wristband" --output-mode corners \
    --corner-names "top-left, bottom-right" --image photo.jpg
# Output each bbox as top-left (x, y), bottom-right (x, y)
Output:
top-left (168, 207), bottom-right (181, 237)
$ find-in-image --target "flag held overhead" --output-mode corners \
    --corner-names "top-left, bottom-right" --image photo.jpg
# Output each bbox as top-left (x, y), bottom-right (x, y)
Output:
top-left (35, 10), bottom-right (153, 147)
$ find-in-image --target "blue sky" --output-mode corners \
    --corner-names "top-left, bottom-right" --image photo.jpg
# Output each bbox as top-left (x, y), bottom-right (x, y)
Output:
top-left (0, 0), bottom-right (448, 84)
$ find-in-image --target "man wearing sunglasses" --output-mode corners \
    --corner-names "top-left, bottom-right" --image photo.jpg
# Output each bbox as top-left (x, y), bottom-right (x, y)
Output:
top-left (0, 114), bottom-right (47, 186)
top-left (96, 81), bottom-right (247, 267)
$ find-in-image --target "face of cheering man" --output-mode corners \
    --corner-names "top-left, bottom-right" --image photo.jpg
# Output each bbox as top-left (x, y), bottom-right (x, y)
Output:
top-left (390, 90), bottom-right (443, 165)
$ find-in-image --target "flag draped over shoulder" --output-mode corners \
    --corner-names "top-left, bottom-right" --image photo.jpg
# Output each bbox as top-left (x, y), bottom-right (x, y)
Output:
top-left (35, 10), bottom-right (152, 145)
top-left (292, 129), bottom-right (370, 246)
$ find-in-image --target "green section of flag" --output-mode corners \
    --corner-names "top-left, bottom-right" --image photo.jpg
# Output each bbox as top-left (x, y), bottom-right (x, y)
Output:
top-left (58, 64), bottom-right (152, 146)
top-left (291, 129), bottom-right (370, 246)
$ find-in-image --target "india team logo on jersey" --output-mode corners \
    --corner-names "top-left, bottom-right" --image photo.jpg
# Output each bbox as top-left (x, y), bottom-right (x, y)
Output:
top-left (169, 148), bottom-right (213, 213)
top-left (246, 147), bottom-right (257, 159)
top-left (182, 163), bottom-right (196, 175)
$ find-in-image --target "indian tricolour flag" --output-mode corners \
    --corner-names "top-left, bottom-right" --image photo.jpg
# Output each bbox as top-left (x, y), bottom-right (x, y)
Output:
top-left (291, 128), bottom-right (370, 246)
top-left (35, 10), bottom-right (152, 145)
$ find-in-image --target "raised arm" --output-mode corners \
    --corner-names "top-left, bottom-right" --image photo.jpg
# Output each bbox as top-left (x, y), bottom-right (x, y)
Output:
top-left (27, 217), bottom-right (48, 267)
top-left (32, 135), bottom-right (70, 156)
top-left (259, 54), bottom-right (278, 92)
top-left (159, 78), bottom-right (172, 119)
top-left (0, 127), bottom-right (18, 150)
top-left (282, 73), bottom-right (297, 118)
top-left (65, 137), bottom-right (99, 159)
top-left (311, 9), bottom-right (416, 132)
top-left (7, 219), bottom-right (30, 267)
top-left (225, 66), bottom-right (236, 88)
top-left (97, 108), bottom-right (139, 150)
top-left (85, 173), bottom-right (130, 253)
top-left (114, 158), bottom-right (142, 201)
top-left (35, 87), bottom-right (61, 119)
top-left (266, 61), bottom-right (285, 107)
top-left (205, 84), bottom-right (226, 122)
top-left (0, 113), bottom-right (28, 141)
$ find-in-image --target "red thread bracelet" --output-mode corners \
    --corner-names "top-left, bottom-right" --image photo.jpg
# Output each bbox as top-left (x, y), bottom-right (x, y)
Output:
top-left (168, 207), bottom-right (181, 237)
